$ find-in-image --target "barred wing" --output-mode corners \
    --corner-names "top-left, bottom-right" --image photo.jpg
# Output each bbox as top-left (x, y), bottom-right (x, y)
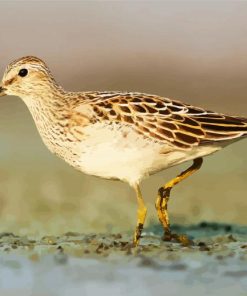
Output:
top-left (86, 92), bottom-right (247, 149)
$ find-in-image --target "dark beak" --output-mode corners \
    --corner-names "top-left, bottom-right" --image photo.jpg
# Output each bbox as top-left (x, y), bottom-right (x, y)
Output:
top-left (0, 85), bottom-right (6, 97)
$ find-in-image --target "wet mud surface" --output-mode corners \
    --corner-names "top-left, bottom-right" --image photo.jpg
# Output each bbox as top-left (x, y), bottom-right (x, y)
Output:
top-left (1, 223), bottom-right (247, 295)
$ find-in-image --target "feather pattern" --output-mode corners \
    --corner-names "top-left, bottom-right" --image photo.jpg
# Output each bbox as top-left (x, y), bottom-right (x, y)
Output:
top-left (76, 91), bottom-right (247, 149)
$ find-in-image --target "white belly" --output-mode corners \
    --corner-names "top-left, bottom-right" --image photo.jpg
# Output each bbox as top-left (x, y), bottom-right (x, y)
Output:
top-left (69, 122), bottom-right (222, 186)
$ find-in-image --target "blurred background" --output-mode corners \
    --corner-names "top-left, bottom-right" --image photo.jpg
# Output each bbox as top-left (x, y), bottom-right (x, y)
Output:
top-left (0, 1), bottom-right (246, 237)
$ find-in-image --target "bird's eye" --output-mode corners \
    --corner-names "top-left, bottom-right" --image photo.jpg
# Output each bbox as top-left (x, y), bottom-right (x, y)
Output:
top-left (18, 68), bottom-right (28, 77)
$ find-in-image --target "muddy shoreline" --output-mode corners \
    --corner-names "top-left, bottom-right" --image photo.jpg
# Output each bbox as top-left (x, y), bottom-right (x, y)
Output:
top-left (1, 223), bottom-right (247, 296)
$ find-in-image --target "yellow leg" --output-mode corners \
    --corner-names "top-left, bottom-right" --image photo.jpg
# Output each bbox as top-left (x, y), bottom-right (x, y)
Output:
top-left (133, 184), bottom-right (147, 246)
top-left (155, 158), bottom-right (203, 244)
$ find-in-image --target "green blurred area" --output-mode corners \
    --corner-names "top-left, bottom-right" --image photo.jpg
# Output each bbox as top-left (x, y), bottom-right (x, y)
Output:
top-left (0, 1), bottom-right (246, 236)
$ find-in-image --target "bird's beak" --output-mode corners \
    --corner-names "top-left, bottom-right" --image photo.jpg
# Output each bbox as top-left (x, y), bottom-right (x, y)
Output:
top-left (0, 84), bottom-right (6, 97)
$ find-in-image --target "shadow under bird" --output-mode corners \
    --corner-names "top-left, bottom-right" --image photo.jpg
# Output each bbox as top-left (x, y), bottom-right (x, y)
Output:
top-left (0, 56), bottom-right (247, 246)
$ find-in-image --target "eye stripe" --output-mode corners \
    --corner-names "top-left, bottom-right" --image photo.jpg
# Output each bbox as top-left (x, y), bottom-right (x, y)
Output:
top-left (4, 77), bottom-right (17, 86)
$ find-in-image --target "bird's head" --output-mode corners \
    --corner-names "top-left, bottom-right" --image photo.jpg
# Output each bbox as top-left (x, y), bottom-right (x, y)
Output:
top-left (0, 56), bottom-right (58, 99)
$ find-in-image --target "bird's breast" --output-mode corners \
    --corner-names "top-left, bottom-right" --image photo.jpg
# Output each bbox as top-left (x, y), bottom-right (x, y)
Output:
top-left (67, 122), bottom-right (170, 185)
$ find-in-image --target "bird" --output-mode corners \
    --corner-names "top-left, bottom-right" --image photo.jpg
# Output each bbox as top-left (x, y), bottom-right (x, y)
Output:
top-left (0, 56), bottom-right (246, 246)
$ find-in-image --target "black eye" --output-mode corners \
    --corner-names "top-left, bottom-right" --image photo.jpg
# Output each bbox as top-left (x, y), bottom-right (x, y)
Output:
top-left (18, 68), bottom-right (28, 77)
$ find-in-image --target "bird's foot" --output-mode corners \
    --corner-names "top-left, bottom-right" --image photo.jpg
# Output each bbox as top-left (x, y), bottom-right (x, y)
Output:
top-left (132, 223), bottom-right (144, 247)
top-left (163, 231), bottom-right (193, 246)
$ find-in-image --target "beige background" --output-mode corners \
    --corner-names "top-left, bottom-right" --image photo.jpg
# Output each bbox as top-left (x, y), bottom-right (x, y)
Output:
top-left (0, 1), bottom-right (246, 236)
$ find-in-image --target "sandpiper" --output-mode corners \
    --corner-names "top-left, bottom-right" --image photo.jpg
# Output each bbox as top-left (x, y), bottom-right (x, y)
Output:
top-left (0, 56), bottom-right (246, 246)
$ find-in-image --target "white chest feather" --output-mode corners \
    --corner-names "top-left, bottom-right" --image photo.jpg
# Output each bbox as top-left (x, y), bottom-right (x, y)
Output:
top-left (73, 123), bottom-right (164, 185)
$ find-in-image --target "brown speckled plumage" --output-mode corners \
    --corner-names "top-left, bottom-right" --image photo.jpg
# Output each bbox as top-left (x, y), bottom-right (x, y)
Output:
top-left (78, 91), bottom-right (247, 149)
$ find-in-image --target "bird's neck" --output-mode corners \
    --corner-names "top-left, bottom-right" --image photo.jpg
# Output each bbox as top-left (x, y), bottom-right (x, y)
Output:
top-left (19, 88), bottom-right (93, 157)
top-left (21, 87), bottom-right (68, 128)
top-left (21, 84), bottom-right (67, 109)
top-left (20, 88), bottom-right (90, 131)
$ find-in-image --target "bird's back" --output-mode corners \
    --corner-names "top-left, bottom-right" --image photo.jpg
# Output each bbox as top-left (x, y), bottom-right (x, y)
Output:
top-left (79, 91), bottom-right (247, 148)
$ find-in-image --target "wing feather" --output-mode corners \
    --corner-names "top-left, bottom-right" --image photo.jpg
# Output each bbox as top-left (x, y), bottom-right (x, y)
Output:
top-left (80, 92), bottom-right (247, 149)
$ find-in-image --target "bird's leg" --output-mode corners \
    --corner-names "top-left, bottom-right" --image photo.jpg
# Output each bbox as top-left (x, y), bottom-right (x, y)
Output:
top-left (155, 157), bottom-right (203, 244)
top-left (133, 184), bottom-right (147, 247)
